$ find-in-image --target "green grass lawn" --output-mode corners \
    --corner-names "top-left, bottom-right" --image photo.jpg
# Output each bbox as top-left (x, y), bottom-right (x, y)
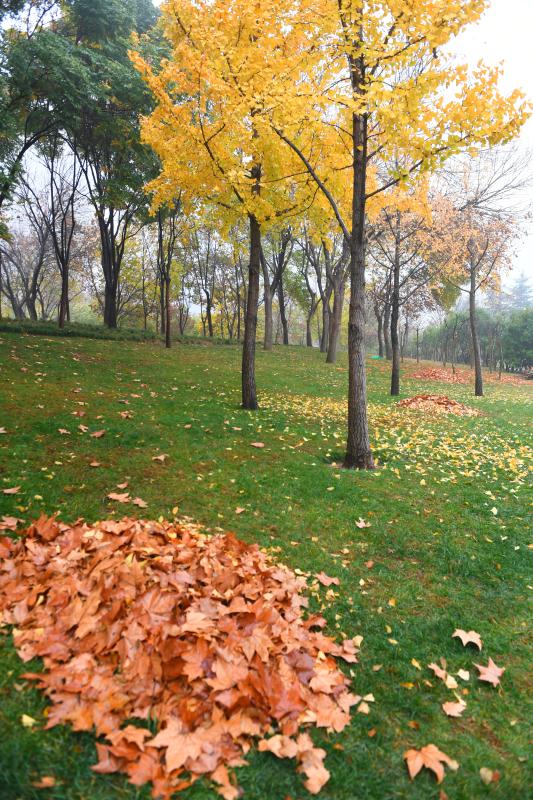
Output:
top-left (0, 331), bottom-right (531, 800)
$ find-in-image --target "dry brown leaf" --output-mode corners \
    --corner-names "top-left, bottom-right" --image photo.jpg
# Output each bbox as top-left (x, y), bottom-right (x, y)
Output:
top-left (250, 442), bottom-right (265, 449)
top-left (475, 658), bottom-right (505, 687)
top-left (404, 744), bottom-right (459, 783)
top-left (91, 430), bottom-right (106, 439)
top-left (107, 492), bottom-right (130, 503)
top-left (152, 455), bottom-right (169, 463)
top-left (315, 572), bottom-right (340, 587)
top-left (453, 629), bottom-right (483, 650)
top-left (442, 700), bottom-right (466, 718)
top-left (2, 486), bottom-right (20, 495)
top-left (132, 498), bottom-right (148, 509)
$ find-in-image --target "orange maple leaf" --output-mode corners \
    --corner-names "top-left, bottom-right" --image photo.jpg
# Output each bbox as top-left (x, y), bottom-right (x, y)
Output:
top-left (475, 658), bottom-right (505, 687)
top-left (404, 744), bottom-right (459, 783)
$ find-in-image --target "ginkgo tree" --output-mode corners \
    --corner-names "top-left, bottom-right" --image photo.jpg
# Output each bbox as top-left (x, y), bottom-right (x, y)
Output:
top-left (131, 0), bottom-right (316, 410)
top-left (264, 0), bottom-right (530, 467)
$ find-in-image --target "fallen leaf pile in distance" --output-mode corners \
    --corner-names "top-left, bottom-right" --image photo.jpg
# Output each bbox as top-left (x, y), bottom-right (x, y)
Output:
top-left (409, 367), bottom-right (527, 387)
top-left (396, 395), bottom-right (481, 417)
top-left (0, 516), bottom-right (362, 799)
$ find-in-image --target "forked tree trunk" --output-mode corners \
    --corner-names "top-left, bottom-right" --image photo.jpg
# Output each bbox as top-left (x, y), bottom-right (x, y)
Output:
top-left (344, 110), bottom-right (374, 469)
top-left (242, 214), bottom-right (261, 410)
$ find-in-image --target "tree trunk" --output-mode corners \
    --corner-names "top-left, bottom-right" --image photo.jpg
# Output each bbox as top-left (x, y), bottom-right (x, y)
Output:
top-left (242, 215), bottom-right (261, 410)
top-left (326, 281), bottom-right (344, 363)
top-left (320, 296), bottom-right (330, 353)
top-left (263, 282), bottom-right (273, 350)
top-left (278, 277), bottom-right (289, 345)
top-left (58, 271), bottom-right (69, 329)
top-left (165, 277), bottom-right (171, 348)
top-left (306, 314), bottom-right (313, 347)
top-left (383, 301), bottom-right (392, 360)
top-left (390, 227), bottom-right (401, 396)
top-left (160, 280), bottom-right (166, 336)
top-left (344, 110), bottom-right (374, 469)
top-left (376, 307), bottom-right (384, 357)
top-left (104, 281), bottom-right (118, 328)
top-left (416, 328), bottom-right (420, 364)
top-left (206, 296), bottom-right (214, 337)
top-left (469, 268), bottom-right (483, 396)
top-left (390, 292), bottom-right (400, 396)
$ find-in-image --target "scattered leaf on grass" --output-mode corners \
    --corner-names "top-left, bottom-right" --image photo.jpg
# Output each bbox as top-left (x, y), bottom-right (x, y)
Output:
top-left (132, 498), bottom-right (148, 509)
top-left (315, 572), bottom-right (340, 587)
top-left (480, 767), bottom-right (500, 785)
top-left (475, 658), bottom-right (505, 687)
top-left (442, 700), bottom-right (466, 718)
top-left (404, 744), bottom-right (459, 783)
top-left (3, 486), bottom-right (20, 495)
top-left (107, 492), bottom-right (130, 503)
top-left (21, 714), bottom-right (38, 728)
top-left (31, 777), bottom-right (56, 788)
top-left (91, 430), bottom-right (106, 439)
top-left (453, 629), bottom-right (482, 650)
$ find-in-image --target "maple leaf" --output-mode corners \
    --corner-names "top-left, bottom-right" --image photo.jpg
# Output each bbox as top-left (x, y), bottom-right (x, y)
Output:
top-left (428, 662), bottom-right (458, 690)
top-left (355, 518), bottom-right (371, 528)
top-left (89, 461), bottom-right (101, 468)
top-left (116, 482), bottom-right (129, 490)
top-left (107, 492), bottom-right (130, 503)
top-left (442, 700), bottom-right (466, 718)
top-left (3, 486), bottom-right (20, 495)
top-left (475, 658), bottom-right (505, 687)
top-left (404, 744), bottom-right (459, 783)
top-left (152, 454), bottom-right (169, 463)
top-left (250, 442), bottom-right (265, 448)
top-left (0, 515), bottom-right (21, 530)
top-left (315, 572), bottom-right (340, 587)
top-left (235, 507), bottom-right (245, 515)
top-left (132, 498), bottom-right (148, 508)
top-left (453, 629), bottom-right (482, 649)
top-left (91, 430), bottom-right (106, 439)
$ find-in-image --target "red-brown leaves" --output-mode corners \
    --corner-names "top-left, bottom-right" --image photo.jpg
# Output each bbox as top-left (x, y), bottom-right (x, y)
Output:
top-left (0, 516), bottom-right (360, 798)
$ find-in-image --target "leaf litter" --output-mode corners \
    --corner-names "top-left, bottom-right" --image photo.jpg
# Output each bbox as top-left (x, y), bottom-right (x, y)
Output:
top-left (0, 515), bottom-right (362, 798)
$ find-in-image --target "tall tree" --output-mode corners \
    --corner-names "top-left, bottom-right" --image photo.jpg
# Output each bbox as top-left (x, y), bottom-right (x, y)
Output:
top-left (266, 0), bottom-right (529, 467)
top-left (132, 0), bottom-right (314, 410)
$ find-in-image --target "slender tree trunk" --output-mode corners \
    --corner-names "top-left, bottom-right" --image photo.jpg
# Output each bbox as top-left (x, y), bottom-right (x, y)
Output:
top-left (278, 278), bottom-right (289, 345)
top-left (390, 230), bottom-right (401, 396)
top-left (375, 307), bottom-right (384, 357)
top-left (306, 312), bottom-right (314, 347)
top-left (416, 328), bottom-right (420, 364)
top-left (206, 298), bottom-right (214, 338)
top-left (326, 282), bottom-right (344, 363)
top-left (160, 281), bottom-right (166, 336)
top-left (242, 214), bottom-right (260, 410)
top-left (320, 296), bottom-right (330, 353)
top-left (390, 294), bottom-right (400, 395)
top-left (469, 268), bottom-right (483, 396)
top-left (165, 277), bottom-right (171, 348)
top-left (383, 301), bottom-right (392, 360)
top-left (58, 270), bottom-right (69, 329)
top-left (344, 110), bottom-right (374, 469)
top-left (263, 283), bottom-right (273, 350)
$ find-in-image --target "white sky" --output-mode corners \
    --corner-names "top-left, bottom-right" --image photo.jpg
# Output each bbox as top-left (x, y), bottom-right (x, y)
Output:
top-left (452, 0), bottom-right (533, 284)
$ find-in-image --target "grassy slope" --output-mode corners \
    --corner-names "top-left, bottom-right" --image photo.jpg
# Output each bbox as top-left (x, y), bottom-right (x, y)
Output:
top-left (0, 331), bottom-right (531, 800)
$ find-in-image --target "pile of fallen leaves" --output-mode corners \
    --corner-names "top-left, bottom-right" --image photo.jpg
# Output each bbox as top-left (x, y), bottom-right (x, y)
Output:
top-left (410, 367), bottom-right (527, 387)
top-left (0, 515), bottom-right (361, 799)
top-left (397, 395), bottom-right (481, 417)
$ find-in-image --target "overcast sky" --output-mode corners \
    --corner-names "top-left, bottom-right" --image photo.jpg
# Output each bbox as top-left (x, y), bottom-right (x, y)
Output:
top-left (452, 0), bottom-right (533, 285)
